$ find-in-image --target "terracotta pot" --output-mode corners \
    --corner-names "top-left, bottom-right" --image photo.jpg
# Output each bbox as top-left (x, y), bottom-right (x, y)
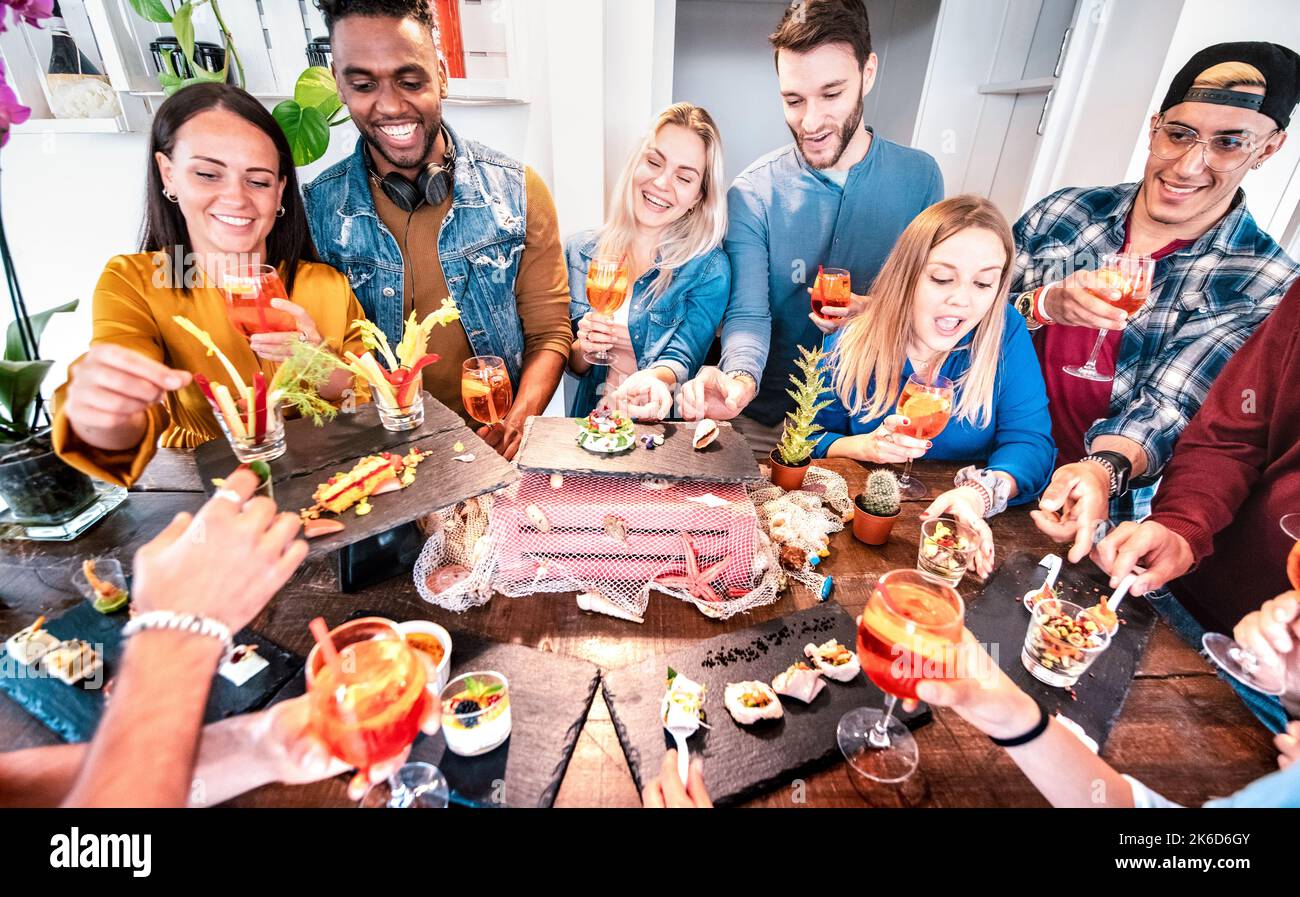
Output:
top-left (852, 495), bottom-right (898, 546)
top-left (768, 449), bottom-right (810, 491)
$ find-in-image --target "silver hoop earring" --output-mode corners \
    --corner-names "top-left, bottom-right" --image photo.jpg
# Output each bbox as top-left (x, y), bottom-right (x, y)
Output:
top-left (275, 206), bottom-right (286, 218)
top-left (1252, 162), bottom-right (1263, 170)
top-left (162, 187), bottom-right (179, 203)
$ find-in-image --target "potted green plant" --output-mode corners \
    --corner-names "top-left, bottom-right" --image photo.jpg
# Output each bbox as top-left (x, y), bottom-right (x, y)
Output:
top-left (770, 345), bottom-right (832, 491)
top-left (853, 468), bottom-right (901, 546)
top-left (0, 299), bottom-right (98, 524)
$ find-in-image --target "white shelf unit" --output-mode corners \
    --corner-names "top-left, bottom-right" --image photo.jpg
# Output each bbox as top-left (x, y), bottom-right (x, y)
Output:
top-left (3, 0), bottom-right (528, 135)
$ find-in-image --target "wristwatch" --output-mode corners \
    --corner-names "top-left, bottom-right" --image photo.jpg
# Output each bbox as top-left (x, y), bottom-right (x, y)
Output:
top-left (1012, 289), bottom-right (1041, 330)
top-left (1081, 450), bottom-right (1132, 497)
top-left (954, 465), bottom-right (1011, 517)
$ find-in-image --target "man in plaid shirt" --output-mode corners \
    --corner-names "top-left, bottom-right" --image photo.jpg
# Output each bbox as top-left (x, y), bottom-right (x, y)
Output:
top-left (1009, 42), bottom-right (1300, 564)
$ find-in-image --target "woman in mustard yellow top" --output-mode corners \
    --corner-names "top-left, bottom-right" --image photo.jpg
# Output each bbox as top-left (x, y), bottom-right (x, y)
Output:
top-left (54, 83), bottom-right (367, 488)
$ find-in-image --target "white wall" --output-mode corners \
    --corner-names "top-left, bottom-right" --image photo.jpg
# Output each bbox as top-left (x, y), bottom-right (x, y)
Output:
top-left (672, 0), bottom-right (789, 184)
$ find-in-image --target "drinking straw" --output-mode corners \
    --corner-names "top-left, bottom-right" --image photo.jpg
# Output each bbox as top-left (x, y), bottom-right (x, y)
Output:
top-left (252, 372), bottom-right (268, 443)
top-left (309, 616), bottom-right (342, 674)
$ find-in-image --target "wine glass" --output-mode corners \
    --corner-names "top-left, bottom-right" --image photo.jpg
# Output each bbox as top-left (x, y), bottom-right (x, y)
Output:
top-left (461, 356), bottom-right (513, 428)
top-left (838, 569), bottom-right (965, 783)
top-left (583, 256), bottom-right (630, 366)
top-left (1281, 514), bottom-right (1300, 541)
top-left (1063, 253), bottom-right (1154, 382)
top-left (220, 263), bottom-right (297, 337)
top-left (811, 266), bottom-right (852, 319)
top-left (358, 761), bottom-right (450, 809)
top-left (1200, 514), bottom-right (1299, 696)
top-left (307, 626), bottom-right (446, 809)
top-left (893, 372), bottom-right (954, 500)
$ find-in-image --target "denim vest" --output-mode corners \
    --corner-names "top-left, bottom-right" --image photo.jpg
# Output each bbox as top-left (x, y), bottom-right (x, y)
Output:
top-left (303, 129), bottom-right (528, 385)
top-left (565, 229), bottom-right (731, 417)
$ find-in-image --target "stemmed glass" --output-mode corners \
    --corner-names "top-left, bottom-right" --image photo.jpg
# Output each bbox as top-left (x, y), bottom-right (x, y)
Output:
top-left (893, 372), bottom-right (953, 499)
top-left (1063, 253), bottom-right (1154, 382)
top-left (1200, 515), bottom-right (1299, 696)
top-left (306, 618), bottom-right (447, 809)
top-left (461, 356), bottom-right (513, 429)
top-left (583, 256), bottom-right (630, 366)
top-left (838, 569), bottom-right (965, 783)
top-left (220, 263), bottom-right (296, 337)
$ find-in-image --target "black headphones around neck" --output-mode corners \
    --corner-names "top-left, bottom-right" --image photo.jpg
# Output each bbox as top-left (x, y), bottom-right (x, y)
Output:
top-left (367, 125), bottom-right (456, 212)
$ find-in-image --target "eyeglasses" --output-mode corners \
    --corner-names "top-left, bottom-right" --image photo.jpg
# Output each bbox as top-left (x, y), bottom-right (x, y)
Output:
top-left (1149, 122), bottom-right (1278, 172)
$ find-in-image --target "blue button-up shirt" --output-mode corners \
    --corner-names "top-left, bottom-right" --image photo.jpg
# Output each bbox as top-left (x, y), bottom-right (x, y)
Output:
top-left (719, 128), bottom-right (944, 426)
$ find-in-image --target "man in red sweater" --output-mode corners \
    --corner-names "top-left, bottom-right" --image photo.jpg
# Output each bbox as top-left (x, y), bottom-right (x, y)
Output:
top-left (1095, 278), bottom-right (1300, 644)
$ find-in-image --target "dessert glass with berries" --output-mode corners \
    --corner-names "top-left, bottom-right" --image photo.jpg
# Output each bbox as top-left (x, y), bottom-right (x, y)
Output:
top-left (440, 671), bottom-right (512, 757)
top-left (1021, 599), bottom-right (1112, 687)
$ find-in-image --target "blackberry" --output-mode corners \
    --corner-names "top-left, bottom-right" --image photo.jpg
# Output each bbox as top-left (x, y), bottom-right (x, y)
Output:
top-left (453, 699), bottom-right (481, 726)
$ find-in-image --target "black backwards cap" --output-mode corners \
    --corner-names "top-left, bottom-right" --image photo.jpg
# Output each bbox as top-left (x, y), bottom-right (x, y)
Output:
top-left (1160, 41), bottom-right (1300, 130)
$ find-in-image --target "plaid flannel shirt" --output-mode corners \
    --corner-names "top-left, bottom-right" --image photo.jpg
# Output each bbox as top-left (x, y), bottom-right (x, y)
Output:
top-left (1010, 182), bottom-right (1300, 521)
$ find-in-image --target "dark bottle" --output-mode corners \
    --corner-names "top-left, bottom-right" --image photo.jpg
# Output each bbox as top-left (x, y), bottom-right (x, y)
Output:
top-left (47, 2), bottom-right (102, 76)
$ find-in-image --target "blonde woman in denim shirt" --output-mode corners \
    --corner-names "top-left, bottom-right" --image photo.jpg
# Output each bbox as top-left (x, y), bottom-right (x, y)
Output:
top-left (566, 104), bottom-right (731, 419)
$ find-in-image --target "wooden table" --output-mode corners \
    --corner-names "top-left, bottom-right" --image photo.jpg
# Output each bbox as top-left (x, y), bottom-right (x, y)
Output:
top-left (0, 452), bottom-right (1280, 807)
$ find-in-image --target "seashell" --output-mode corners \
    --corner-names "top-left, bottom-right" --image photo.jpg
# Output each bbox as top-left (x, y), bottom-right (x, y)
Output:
top-left (452, 453), bottom-right (476, 463)
top-left (576, 591), bottom-right (644, 624)
top-left (550, 473), bottom-right (564, 489)
top-left (692, 418), bottom-right (719, 450)
top-left (603, 514), bottom-right (628, 545)
top-left (524, 504), bottom-right (551, 532)
top-left (640, 477), bottom-right (672, 491)
top-left (371, 479), bottom-right (403, 496)
top-left (303, 518), bottom-right (346, 539)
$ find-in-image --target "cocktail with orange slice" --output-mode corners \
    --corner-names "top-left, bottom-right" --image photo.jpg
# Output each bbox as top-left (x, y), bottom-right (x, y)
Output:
top-left (461, 356), bottom-right (512, 427)
top-left (893, 372), bottom-right (954, 499)
top-left (1064, 253), bottom-right (1155, 383)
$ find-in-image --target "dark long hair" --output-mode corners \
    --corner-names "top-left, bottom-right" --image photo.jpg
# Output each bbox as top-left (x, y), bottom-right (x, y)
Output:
top-left (141, 82), bottom-right (318, 295)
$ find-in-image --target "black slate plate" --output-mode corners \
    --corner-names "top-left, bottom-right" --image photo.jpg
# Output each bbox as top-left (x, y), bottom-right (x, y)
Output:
top-left (515, 416), bottom-right (763, 484)
top-left (602, 604), bottom-right (930, 806)
top-left (0, 601), bottom-right (300, 743)
top-left (195, 394), bottom-right (517, 557)
top-left (268, 617), bottom-right (601, 808)
top-left (964, 551), bottom-right (1157, 749)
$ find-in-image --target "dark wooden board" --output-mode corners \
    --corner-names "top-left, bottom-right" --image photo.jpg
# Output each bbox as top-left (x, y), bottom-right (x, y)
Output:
top-left (0, 600), bottom-right (300, 743)
top-left (195, 394), bottom-right (517, 557)
top-left (515, 416), bottom-right (764, 484)
top-left (268, 616), bottom-right (601, 808)
top-left (964, 551), bottom-right (1158, 749)
top-left (602, 603), bottom-right (930, 806)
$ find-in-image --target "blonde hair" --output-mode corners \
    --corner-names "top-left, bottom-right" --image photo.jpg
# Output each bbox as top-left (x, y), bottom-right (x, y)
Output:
top-left (1193, 61), bottom-right (1267, 90)
top-left (830, 195), bottom-right (1015, 428)
top-left (595, 103), bottom-right (727, 298)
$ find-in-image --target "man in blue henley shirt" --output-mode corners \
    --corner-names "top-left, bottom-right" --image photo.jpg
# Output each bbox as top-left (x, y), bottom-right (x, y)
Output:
top-left (681, 0), bottom-right (943, 452)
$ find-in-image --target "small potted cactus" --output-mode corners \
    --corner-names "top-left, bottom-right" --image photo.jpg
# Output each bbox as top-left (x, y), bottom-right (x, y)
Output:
top-left (853, 469), bottom-right (901, 546)
top-left (770, 345), bottom-right (833, 491)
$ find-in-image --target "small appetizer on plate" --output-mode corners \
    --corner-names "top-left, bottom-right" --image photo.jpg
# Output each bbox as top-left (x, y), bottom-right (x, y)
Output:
top-left (43, 639), bottom-right (101, 686)
top-left (5, 616), bottom-right (59, 666)
top-left (724, 681), bottom-right (783, 725)
top-left (771, 661), bottom-right (825, 703)
top-left (804, 639), bottom-right (861, 682)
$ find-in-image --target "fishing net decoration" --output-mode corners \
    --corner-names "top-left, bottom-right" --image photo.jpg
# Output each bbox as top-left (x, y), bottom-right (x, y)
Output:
top-left (413, 465), bottom-right (856, 619)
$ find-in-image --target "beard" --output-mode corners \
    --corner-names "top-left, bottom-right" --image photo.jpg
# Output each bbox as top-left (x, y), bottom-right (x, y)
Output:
top-left (359, 115), bottom-right (443, 172)
top-left (792, 83), bottom-right (866, 170)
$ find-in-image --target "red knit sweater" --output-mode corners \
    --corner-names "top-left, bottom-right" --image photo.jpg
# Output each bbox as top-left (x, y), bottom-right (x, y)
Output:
top-left (1149, 279), bottom-right (1300, 635)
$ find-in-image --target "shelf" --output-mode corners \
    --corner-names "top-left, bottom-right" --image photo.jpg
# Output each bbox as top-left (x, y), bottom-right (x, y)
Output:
top-left (10, 115), bottom-right (128, 134)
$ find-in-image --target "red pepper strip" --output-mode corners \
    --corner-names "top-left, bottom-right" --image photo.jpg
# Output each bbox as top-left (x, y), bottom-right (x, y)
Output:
top-left (383, 354), bottom-right (441, 408)
top-left (253, 371), bottom-right (268, 444)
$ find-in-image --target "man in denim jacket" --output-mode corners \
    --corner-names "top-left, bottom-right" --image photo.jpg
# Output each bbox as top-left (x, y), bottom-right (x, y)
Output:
top-left (305, 0), bottom-right (572, 459)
